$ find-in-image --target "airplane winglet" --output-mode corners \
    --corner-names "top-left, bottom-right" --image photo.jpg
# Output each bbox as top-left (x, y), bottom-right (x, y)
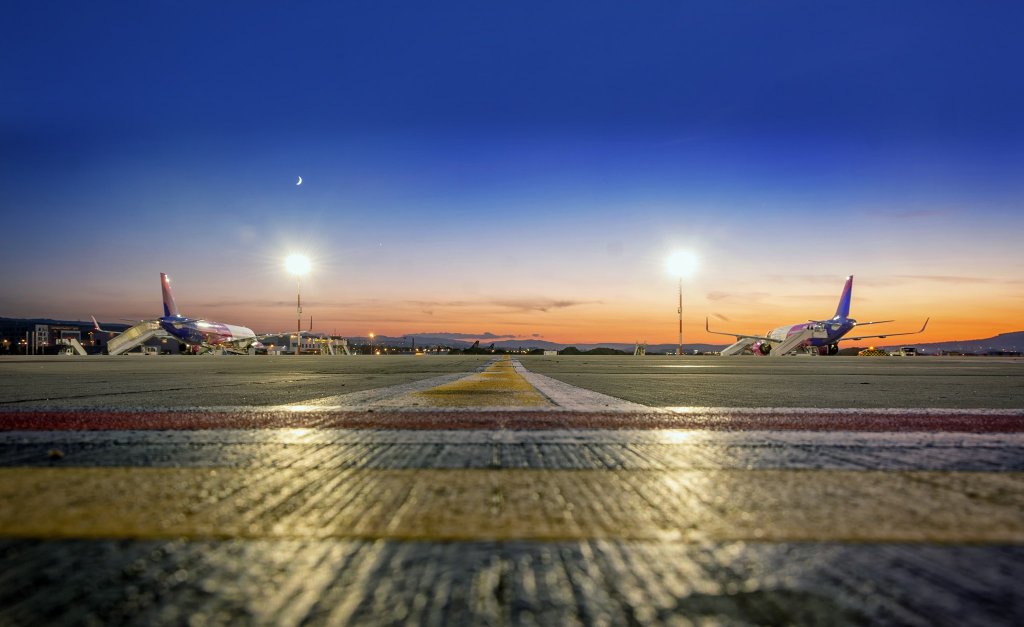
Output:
top-left (705, 316), bottom-right (775, 342)
top-left (90, 315), bottom-right (117, 334)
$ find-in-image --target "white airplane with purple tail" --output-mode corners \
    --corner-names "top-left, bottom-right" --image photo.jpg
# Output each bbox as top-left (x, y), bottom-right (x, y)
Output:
top-left (705, 276), bottom-right (929, 356)
top-left (155, 273), bottom-right (266, 352)
top-left (93, 273), bottom-right (267, 354)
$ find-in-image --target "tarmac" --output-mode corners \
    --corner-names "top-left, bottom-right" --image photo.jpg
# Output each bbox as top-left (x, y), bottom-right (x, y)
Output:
top-left (1, 354), bottom-right (1022, 625)
top-left (0, 354), bottom-right (1020, 408)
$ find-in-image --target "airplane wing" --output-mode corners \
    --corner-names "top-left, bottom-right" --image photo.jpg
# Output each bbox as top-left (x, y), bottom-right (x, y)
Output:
top-left (705, 318), bottom-right (775, 343)
top-left (839, 318), bottom-right (929, 342)
top-left (252, 331), bottom-right (309, 341)
top-left (809, 319), bottom-right (894, 326)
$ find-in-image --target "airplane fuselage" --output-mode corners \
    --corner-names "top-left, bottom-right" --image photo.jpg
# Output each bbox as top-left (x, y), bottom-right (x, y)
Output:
top-left (751, 317), bottom-right (857, 355)
top-left (159, 316), bottom-right (258, 348)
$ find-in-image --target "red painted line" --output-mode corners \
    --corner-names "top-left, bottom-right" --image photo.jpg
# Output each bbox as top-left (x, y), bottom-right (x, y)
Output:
top-left (1, 410), bottom-right (1022, 432)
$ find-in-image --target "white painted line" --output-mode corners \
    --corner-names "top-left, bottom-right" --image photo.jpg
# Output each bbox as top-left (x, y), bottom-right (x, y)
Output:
top-left (511, 360), bottom-right (658, 412)
top-left (268, 358), bottom-right (660, 411)
top-left (269, 371), bottom-right (474, 409)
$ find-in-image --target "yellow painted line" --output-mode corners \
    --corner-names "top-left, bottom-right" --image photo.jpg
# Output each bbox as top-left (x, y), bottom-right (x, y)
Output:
top-left (413, 356), bottom-right (553, 407)
top-left (1, 467), bottom-right (1021, 543)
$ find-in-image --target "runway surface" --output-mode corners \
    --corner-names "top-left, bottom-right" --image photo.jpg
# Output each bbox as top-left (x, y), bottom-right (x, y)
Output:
top-left (2, 354), bottom-right (1021, 408)
top-left (1, 355), bottom-right (1022, 625)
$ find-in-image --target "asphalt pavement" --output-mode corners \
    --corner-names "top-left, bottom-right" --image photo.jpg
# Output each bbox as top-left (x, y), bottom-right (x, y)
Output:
top-left (1, 354), bottom-right (1020, 408)
top-left (519, 355), bottom-right (1024, 408)
top-left (1, 354), bottom-right (1022, 626)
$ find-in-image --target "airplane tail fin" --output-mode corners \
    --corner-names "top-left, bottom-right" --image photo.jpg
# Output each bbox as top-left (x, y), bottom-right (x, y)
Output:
top-left (160, 273), bottom-right (180, 318)
top-left (91, 315), bottom-right (120, 335)
top-left (834, 275), bottom-right (853, 319)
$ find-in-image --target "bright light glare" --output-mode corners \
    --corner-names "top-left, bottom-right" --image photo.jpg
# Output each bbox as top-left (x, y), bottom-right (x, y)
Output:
top-left (665, 250), bottom-right (699, 278)
top-left (660, 430), bottom-right (697, 444)
top-left (284, 254), bottom-right (311, 276)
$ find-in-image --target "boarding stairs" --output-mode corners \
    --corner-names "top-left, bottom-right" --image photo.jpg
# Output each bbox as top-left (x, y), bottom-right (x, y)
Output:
top-left (720, 337), bottom-right (757, 356)
top-left (303, 336), bottom-right (352, 356)
top-left (769, 325), bottom-right (830, 357)
top-left (106, 320), bottom-right (170, 355)
top-left (324, 338), bottom-right (353, 355)
top-left (57, 338), bottom-right (88, 355)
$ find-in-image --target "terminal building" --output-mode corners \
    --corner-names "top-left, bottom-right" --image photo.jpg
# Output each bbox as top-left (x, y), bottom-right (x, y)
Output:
top-left (0, 317), bottom-right (176, 355)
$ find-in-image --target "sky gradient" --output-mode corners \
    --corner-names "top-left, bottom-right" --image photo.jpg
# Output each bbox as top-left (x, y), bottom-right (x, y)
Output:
top-left (2, 2), bottom-right (1022, 344)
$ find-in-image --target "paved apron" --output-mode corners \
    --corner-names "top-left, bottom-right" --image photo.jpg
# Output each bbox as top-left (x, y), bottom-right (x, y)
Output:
top-left (1, 357), bottom-right (1022, 626)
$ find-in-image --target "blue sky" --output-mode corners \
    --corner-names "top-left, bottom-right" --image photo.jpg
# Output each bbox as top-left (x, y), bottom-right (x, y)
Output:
top-left (2, 2), bottom-right (1022, 341)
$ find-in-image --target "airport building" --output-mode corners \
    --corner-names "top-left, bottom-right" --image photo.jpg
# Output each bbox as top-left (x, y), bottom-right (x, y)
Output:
top-left (0, 317), bottom-right (180, 355)
top-left (1, 318), bottom-right (101, 355)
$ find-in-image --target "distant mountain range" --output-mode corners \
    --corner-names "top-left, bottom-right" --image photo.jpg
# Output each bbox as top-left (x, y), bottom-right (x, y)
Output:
top-left (367, 331), bottom-right (1024, 355)
top-left (365, 334), bottom-right (740, 354)
top-left (881, 331), bottom-right (1024, 354)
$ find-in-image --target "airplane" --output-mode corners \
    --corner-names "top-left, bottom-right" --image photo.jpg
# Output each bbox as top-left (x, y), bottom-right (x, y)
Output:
top-left (94, 273), bottom-right (268, 354)
top-left (705, 275), bottom-right (929, 356)
top-left (156, 273), bottom-right (268, 353)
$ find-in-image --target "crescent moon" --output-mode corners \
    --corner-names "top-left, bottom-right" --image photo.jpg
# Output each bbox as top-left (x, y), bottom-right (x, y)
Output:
top-left (296, 176), bottom-right (303, 186)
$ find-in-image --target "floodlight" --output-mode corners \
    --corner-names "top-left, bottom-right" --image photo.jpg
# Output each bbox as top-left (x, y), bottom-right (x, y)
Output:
top-left (285, 254), bottom-right (311, 276)
top-left (665, 250), bottom-right (699, 278)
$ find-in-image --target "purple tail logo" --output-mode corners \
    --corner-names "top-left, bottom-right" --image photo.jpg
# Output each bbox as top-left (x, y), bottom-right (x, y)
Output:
top-left (834, 275), bottom-right (853, 319)
top-left (160, 273), bottom-right (180, 318)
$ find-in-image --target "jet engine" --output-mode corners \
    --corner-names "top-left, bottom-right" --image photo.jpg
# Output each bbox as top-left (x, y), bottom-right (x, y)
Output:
top-left (753, 341), bottom-right (772, 356)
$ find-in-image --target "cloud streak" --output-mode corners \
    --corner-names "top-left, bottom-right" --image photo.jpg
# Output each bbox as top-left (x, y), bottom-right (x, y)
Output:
top-left (408, 298), bottom-right (601, 314)
top-left (408, 331), bottom-right (520, 340)
top-left (195, 299), bottom-right (354, 309)
top-left (706, 291), bottom-right (772, 303)
top-left (763, 274), bottom-right (859, 285)
top-left (895, 275), bottom-right (1024, 285)
top-left (491, 299), bottom-right (601, 313)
